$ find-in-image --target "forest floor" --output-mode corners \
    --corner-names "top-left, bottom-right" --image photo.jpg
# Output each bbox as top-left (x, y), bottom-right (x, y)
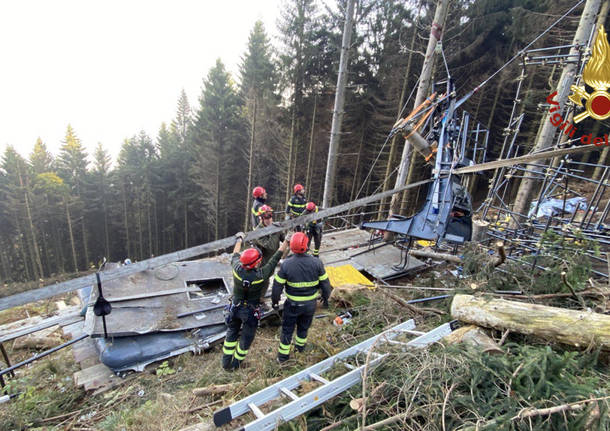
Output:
top-left (0, 244), bottom-right (609, 431)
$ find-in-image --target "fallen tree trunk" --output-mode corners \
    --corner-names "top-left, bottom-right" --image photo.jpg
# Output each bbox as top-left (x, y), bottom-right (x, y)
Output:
top-left (409, 242), bottom-right (505, 267)
top-left (451, 294), bottom-right (610, 350)
top-left (409, 249), bottom-right (461, 263)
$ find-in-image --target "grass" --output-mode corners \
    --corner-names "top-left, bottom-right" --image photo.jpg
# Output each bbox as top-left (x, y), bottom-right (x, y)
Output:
top-left (1, 257), bottom-right (608, 431)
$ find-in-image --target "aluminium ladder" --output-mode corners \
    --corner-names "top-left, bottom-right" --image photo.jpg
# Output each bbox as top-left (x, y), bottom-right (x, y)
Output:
top-left (213, 319), bottom-right (458, 430)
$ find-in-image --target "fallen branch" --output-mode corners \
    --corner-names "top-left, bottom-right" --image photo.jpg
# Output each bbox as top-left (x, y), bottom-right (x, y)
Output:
top-left (459, 396), bottom-right (610, 431)
top-left (442, 383), bottom-right (457, 431)
top-left (192, 383), bottom-right (237, 397)
top-left (181, 399), bottom-right (222, 414)
top-left (192, 377), bottom-right (282, 397)
top-left (361, 411), bottom-right (414, 431)
top-left (561, 271), bottom-right (587, 309)
top-left (380, 290), bottom-right (446, 316)
top-left (320, 414), bottom-right (359, 431)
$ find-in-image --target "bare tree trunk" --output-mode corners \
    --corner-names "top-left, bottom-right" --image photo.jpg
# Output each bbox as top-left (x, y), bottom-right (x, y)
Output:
top-left (349, 122), bottom-right (367, 206)
top-left (15, 220), bottom-right (32, 281)
top-left (64, 196), bottom-right (78, 273)
top-left (244, 97), bottom-right (257, 231)
top-left (121, 182), bottom-right (131, 258)
top-left (323, 0), bottom-right (356, 208)
top-left (19, 170), bottom-right (43, 279)
top-left (389, 0), bottom-right (451, 218)
top-left (512, 0), bottom-right (601, 224)
top-left (215, 144), bottom-right (221, 242)
top-left (305, 92), bottom-right (317, 193)
top-left (102, 186), bottom-right (110, 258)
top-left (147, 199), bottom-right (153, 258)
top-left (137, 204), bottom-right (144, 260)
top-left (80, 206), bottom-right (89, 268)
top-left (285, 108), bottom-right (296, 205)
top-left (183, 200), bottom-right (188, 249)
top-left (378, 0), bottom-right (424, 219)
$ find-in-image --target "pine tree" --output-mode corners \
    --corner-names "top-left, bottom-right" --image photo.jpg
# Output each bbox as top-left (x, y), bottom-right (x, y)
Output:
top-left (191, 59), bottom-right (247, 240)
top-left (239, 20), bottom-right (280, 228)
top-left (56, 125), bottom-right (90, 268)
top-left (30, 138), bottom-right (54, 174)
top-left (90, 143), bottom-right (112, 259)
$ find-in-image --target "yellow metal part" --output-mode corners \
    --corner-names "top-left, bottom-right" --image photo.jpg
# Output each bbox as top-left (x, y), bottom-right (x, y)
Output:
top-left (325, 264), bottom-right (375, 290)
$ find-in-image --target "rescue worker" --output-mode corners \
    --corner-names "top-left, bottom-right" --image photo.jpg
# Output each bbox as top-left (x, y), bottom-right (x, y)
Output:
top-left (251, 186), bottom-right (267, 228)
top-left (272, 232), bottom-right (331, 363)
top-left (303, 202), bottom-right (323, 257)
top-left (251, 205), bottom-right (288, 305)
top-left (285, 183), bottom-right (307, 231)
top-left (222, 231), bottom-right (289, 370)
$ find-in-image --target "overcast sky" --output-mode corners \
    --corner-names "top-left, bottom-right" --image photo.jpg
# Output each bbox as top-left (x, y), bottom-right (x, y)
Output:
top-left (0, 0), bottom-right (284, 162)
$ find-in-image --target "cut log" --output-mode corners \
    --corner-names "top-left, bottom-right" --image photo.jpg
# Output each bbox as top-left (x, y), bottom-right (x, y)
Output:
top-left (471, 219), bottom-right (489, 243)
top-left (409, 249), bottom-right (462, 263)
top-left (443, 324), bottom-right (503, 354)
top-left (13, 334), bottom-right (62, 350)
top-left (451, 294), bottom-right (610, 350)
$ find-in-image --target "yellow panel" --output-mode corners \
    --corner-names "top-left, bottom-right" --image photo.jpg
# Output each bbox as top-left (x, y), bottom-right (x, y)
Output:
top-left (325, 264), bottom-right (375, 289)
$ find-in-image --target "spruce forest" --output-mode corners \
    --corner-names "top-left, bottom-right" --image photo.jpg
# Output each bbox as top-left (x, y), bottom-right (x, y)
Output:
top-left (0, 0), bottom-right (605, 286)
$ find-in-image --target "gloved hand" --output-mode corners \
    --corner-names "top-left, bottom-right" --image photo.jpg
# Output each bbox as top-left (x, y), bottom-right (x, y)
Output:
top-left (235, 231), bottom-right (246, 241)
top-left (285, 214), bottom-right (290, 221)
top-left (320, 297), bottom-right (329, 309)
top-left (272, 302), bottom-right (279, 311)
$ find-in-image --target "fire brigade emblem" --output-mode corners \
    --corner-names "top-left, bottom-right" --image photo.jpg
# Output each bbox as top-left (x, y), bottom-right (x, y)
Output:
top-left (570, 26), bottom-right (610, 122)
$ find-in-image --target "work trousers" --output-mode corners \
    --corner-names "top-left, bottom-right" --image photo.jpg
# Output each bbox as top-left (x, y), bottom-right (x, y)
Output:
top-left (277, 299), bottom-right (316, 362)
top-left (222, 304), bottom-right (259, 370)
top-left (307, 228), bottom-right (322, 257)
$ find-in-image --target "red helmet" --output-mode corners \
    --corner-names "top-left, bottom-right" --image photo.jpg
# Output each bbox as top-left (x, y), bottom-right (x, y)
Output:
top-left (240, 248), bottom-right (262, 269)
top-left (290, 232), bottom-right (309, 254)
top-left (259, 205), bottom-right (273, 218)
top-left (293, 184), bottom-right (304, 194)
top-left (252, 186), bottom-right (266, 198)
top-left (306, 202), bottom-right (316, 212)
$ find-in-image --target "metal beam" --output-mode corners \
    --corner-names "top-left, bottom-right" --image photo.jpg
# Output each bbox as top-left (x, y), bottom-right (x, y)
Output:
top-left (0, 179), bottom-right (433, 312)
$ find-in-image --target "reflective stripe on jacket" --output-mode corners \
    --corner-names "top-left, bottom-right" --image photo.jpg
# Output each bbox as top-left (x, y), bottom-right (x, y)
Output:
top-left (272, 254), bottom-right (331, 303)
top-left (286, 195), bottom-right (307, 216)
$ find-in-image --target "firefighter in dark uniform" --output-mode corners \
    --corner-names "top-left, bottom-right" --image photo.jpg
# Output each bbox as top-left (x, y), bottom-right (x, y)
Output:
top-left (272, 232), bottom-right (331, 363)
top-left (303, 202), bottom-right (323, 257)
top-left (222, 231), bottom-right (288, 370)
top-left (285, 183), bottom-right (307, 231)
top-left (251, 186), bottom-right (267, 229)
top-left (251, 205), bottom-right (288, 304)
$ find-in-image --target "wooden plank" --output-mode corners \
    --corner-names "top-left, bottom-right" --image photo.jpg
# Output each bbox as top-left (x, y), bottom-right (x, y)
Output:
top-left (62, 321), bottom-right (84, 339)
top-left (79, 357), bottom-right (100, 369)
top-left (0, 178), bottom-right (433, 312)
top-left (74, 363), bottom-right (116, 389)
top-left (0, 312), bottom-right (83, 343)
top-left (72, 338), bottom-right (98, 363)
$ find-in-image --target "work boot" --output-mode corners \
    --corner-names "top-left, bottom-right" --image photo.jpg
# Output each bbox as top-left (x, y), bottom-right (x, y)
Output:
top-left (222, 354), bottom-right (234, 371)
top-left (232, 357), bottom-right (244, 369)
